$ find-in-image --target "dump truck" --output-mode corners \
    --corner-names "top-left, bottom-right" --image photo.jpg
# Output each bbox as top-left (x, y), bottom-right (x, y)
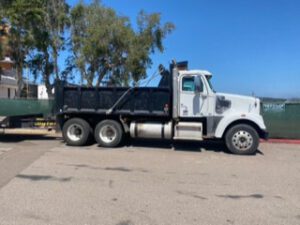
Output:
top-left (55, 61), bottom-right (268, 155)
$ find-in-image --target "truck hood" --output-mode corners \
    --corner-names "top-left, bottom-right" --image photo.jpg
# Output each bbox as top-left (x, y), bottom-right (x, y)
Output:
top-left (216, 92), bottom-right (260, 115)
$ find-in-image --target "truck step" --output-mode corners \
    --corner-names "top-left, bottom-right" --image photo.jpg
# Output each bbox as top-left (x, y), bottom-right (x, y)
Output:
top-left (174, 122), bottom-right (203, 141)
top-left (173, 136), bottom-right (203, 141)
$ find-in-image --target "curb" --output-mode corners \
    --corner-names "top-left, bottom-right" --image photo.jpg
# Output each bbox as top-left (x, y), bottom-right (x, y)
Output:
top-left (261, 139), bottom-right (300, 145)
top-left (1, 128), bottom-right (58, 136)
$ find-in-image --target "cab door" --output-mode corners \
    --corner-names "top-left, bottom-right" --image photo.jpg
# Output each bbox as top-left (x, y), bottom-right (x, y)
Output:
top-left (179, 75), bottom-right (208, 118)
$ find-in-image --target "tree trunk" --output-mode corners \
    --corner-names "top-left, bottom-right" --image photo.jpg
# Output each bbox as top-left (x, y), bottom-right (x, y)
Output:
top-left (44, 78), bottom-right (54, 99)
top-left (53, 47), bottom-right (59, 80)
top-left (87, 78), bottom-right (93, 87)
top-left (44, 52), bottom-right (54, 98)
top-left (96, 69), bottom-right (107, 87)
top-left (16, 65), bottom-right (23, 98)
top-left (86, 69), bottom-right (95, 87)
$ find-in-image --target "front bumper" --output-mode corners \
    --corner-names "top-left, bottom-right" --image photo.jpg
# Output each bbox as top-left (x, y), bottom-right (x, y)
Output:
top-left (260, 130), bottom-right (269, 140)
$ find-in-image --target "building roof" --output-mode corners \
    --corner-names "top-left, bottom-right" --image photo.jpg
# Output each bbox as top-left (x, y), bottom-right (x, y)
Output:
top-left (0, 57), bottom-right (14, 64)
top-left (0, 74), bottom-right (17, 86)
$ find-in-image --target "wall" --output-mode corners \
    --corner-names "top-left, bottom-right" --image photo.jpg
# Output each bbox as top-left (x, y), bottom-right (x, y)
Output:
top-left (0, 86), bottom-right (17, 99)
top-left (38, 85), bottom-right (54, 99)
top-left (38, 85), bottom-right (49, 99)
top-left (262, 101), bottom-right (300, 139)
top-left (0, 87), bottom-right (7, 98)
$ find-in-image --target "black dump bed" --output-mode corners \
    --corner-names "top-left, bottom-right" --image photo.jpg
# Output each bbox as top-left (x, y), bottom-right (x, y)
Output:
top-left (54, 62), bottom-right (186, 119)
top-left (56, 85), bottom-right (172, 118)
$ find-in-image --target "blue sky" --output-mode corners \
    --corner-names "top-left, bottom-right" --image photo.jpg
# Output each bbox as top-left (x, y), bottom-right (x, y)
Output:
top-left (65, 0), bottom-right (300, 98)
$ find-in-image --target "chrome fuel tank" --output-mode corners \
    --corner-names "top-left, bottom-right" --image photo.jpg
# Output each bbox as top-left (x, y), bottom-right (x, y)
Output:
top-left (130, 122), bottom-right (172, 139)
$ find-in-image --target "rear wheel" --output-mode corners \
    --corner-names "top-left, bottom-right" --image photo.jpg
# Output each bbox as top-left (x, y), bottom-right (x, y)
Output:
top-left (62, 118), bottom-right (91, 146)
top-left (94, 120), bottom-right (123, 147)
top-left (225, 124), bottom-right (259, 155)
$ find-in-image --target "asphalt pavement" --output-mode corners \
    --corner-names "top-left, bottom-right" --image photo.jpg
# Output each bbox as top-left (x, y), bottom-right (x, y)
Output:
top-left (0, 134), bottom-right (299, 225)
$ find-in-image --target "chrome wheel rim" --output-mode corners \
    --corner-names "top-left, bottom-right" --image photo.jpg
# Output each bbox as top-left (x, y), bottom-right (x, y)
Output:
top-left (67, 124), bottom-right (84, 142)
top-left (99, 125), bottom-right (117, 144)
top-left (232, 130), bottom-right (253, 151)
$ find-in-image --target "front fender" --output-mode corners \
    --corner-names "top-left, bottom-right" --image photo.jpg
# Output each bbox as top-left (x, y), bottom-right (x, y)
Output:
top-left (214, 113), bottom-right (266, 138)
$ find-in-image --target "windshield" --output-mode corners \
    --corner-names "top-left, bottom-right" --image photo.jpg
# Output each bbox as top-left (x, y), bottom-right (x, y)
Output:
top-left (206, 76), bottom-right (216, 93)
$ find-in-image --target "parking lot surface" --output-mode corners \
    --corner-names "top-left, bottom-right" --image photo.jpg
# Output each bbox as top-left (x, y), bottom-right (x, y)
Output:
top-left (0, 134), bottom-right (299, 225)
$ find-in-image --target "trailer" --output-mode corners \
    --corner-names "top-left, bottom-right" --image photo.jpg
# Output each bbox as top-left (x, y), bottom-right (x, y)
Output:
top-left (56, 61), bottom-right (268, 155)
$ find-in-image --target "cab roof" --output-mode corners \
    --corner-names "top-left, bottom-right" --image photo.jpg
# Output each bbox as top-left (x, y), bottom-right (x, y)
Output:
top-left (178, 70), bottom-right (212, 77)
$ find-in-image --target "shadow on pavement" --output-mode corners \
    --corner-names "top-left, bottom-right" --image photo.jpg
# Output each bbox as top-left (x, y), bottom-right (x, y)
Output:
top-left (216, 193), bottom-right (264, 199)
top-left (127, 139), bottom-right (264, 155)
top-left (127, 139), bottom-right (227, 153)
top-left (0, 133), bottom-right (62, 143)
top-left (16, 174), bottom-right (72, 182)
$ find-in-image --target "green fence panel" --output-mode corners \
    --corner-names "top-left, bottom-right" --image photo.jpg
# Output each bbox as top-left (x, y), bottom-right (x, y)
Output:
top-left (0, 99), bottom-right (55, 117)
top-left (1, 98), bottom-right (299, 139)
top-left (262, 102), bottom-right (300, 139)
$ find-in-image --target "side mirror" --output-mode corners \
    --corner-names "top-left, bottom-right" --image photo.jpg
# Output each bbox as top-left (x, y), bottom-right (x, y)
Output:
top-left (194, 76), bottom-right (203, 93)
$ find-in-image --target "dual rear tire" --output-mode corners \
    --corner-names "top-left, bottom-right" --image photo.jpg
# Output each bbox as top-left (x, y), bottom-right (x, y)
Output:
top-left (94, 120), bottom-right (123, 147)
top-left (62, 118), bottom-right (123, 147)
top-left (62, 118), bottom-right (91, 146)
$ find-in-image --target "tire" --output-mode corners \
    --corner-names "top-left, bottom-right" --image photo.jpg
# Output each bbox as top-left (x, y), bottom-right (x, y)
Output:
top-left (94, 120), bottom-right (123, 147)
top-left (62, 118), bottom-right (91, 146)
top-left (225, 124), bottom-right (259, 155)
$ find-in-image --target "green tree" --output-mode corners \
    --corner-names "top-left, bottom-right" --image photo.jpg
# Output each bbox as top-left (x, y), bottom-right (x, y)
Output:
top-left (0, 2), bottom-right (12, 67)
top-left (69, 0), bottom-right (174, 87)
top-left (0, 21), bottom-right (10, 71)
top-left (0, 0), bottom-right (45, 96)
top-left (29, 0), bottom-right (69, 98)
top-left (0, 25), bottom-right (4, 60)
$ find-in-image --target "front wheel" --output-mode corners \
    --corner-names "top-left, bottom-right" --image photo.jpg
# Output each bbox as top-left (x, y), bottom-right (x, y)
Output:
top-left (225, 124), bottom-right (259, 155)
top-left (94, 120), bottom-right (123, 147)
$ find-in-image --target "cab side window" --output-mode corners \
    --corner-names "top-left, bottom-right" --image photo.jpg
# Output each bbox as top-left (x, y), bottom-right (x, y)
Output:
top-left (182, 77), bottom-right (195, 92)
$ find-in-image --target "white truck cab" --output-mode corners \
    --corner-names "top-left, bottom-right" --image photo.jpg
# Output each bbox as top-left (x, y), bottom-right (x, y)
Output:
top-left (173, 67), bottom-right (268, 154)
